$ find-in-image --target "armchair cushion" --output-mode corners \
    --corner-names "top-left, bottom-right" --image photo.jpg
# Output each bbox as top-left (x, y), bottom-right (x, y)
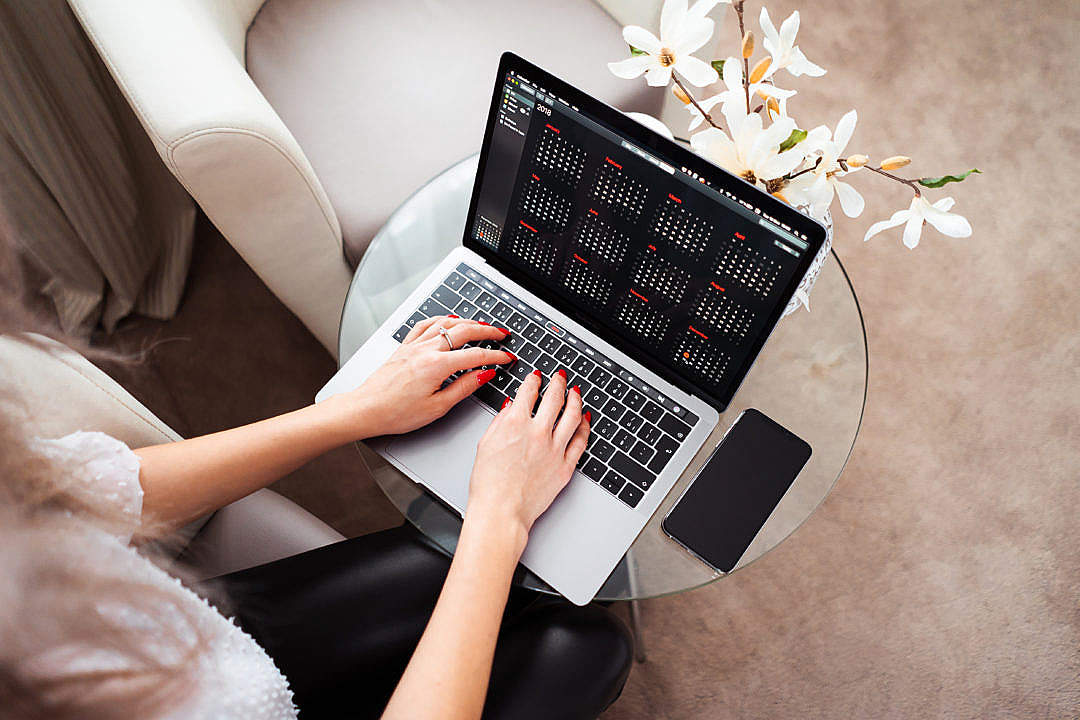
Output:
top-left (246, 0), bottom-right (664, 263)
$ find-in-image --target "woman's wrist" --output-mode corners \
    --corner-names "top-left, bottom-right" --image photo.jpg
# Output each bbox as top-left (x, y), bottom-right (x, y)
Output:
top-left (462, 500), bottom-right (529, 561)
top-left (310, 391), bottom-right (382, 445)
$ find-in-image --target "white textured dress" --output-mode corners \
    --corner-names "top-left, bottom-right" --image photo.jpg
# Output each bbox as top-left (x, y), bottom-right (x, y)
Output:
top-left (31, 431), bottom-right (298, 719)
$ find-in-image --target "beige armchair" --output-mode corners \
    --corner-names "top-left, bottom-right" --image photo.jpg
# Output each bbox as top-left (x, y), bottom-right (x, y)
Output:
top-left (66, 0), bottom-right (667, 358)
top-left (0, 334), bottom-right (344, 579)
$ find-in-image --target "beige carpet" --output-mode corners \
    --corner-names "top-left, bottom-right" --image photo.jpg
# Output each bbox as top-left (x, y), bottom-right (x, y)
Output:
top-left (97, 0), bottom-right (1079, 716)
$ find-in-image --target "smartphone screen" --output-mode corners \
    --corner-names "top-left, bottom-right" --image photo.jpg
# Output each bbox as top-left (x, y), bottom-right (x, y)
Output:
top-left (662, 409), bottom-right (811, 573)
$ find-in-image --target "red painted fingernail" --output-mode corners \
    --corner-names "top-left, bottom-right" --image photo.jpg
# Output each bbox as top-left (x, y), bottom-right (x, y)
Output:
top-left (583, 410), bottom-right (592, 423)
top-left (504, 351), bottom-right (517, 363)
top-left (477, 369), bottom-right (497, 385)
top-left (500, 397), bottom-right (512, 410)
top-left (571, 385), bottom-right (580, 394)
top-left (532, 369), bottom-right (542, 377)
top-left (477, 321), bottom-right (491, 326)
top-left (497, 327), bottom-right (511, 336)
top-left (558, 369), bottom-right (567, 379)
top-left (448, 314), bottom-right (460, 318)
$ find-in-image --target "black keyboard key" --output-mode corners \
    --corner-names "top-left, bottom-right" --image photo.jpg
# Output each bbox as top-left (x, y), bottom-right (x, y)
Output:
top-left (444, 272), bottom-right (466, 290)
top-left (603, 398), bottom-right (625, 422)
top-left (621, 413), bottom-right (644, 433)
top-left (555, 344), bottom-right (578, 365)
top-left (431, 285), bottom-right (461, 309)
top-left (640, 401), bottom-right (664, 424)
top-left (624, 389), bottom-right (646, 412)
top-left (606, 377), bottom-right (629, 399)
top-left (613, 429), bottom-right (635, 452)
top-left (535, 354), bottom-right (558, 375)
top-left (419, 298), bottom-right (452, 317)
top-left (618, 483), bottom-right (644, 508)
top-left (639, 423), bottom-right (663, 446)
top-left (454, 300), bottom-right (477, 318)
top-left (505, 380), bottom-right (521, 397)
top-left (589, 366), bottom-right (612, 386)
top-left (658, 413), bottom-right (692, 441)
top-left (582, 458), bottom-right (606, 482)
top-left (600, 470), bottom-right (624, 495)
top-left (460, 281), bottom-right (482, 300)
top-left (583, 387), bottom-right (607, 410)
top-left (476, 293), bottom-right (498, 311)
top-left (491, 371), bottom-right (510, 390)
top-left (592, 439), bottom-right (615, 462)
top-left (577, 451), bottom-right (590, 468)
top-left (474, 310), bottom-right (493, 324)
top-left (508, 312), bottom-right (530, 333)
top-left (538, 334), bottom-right (560, 354)
top-left (503, 334), bottom-right (526, 352)
top-left (610, 452), bottom-right (654, 490)
top-left (630, 441), bottom-right (654, 465)
top-left (571, 355), bottom-right (595, 377)
top-left (393, 325), bottom-right (410, 342)
top-left (648, 435), bottom-right (679, 474)
top-left (405, 311), bottom-right (426, 327)
top-left (474, 383), bottom-right (505, 410)
top-left (684, 410), bottom-right (700, 427)
top-left (574, 379), bottom-right (592, 397)
top-left (595, 418), bottom-right (617, 440)
top-left (518, 343), bottom-right (541, 363)
top-left (493, 303), bottom-right (514, 322)
top-left (524, 323), bottom-right (545, 343)
top-left (510, 362), bottom-right (532, 381)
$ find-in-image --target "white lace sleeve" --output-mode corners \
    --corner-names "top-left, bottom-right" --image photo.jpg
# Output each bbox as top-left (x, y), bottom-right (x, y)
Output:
top-left (31, 431), bottom-right (143, 542)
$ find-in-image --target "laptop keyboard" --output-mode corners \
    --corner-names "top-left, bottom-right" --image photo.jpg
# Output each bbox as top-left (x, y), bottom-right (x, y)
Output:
top-left (390, 263), bottom-right (700, 510)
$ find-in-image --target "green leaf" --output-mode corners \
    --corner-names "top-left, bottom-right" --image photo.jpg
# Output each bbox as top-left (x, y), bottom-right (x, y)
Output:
top-left (778, 128), bottom-right (808, 152)
top-left (711, 59), bottom-right (726, 74)
top-left (917, 168), bottom-right (982, 188)
top-left (629, 45), bottom-right (647, 56)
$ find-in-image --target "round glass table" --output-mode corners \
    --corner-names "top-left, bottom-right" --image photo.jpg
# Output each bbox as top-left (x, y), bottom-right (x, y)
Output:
top-left (339, 155), bottom-right (867, 602)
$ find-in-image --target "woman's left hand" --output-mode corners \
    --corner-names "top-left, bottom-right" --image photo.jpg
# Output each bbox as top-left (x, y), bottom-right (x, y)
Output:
top-left (341, 315), bottom-right (516, 438)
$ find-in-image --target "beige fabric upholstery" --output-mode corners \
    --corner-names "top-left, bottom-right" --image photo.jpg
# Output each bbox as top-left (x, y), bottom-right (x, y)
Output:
top-left (0, 333), bottom-right (342, 572)
top-left (245, 0), bottom-right (666, 263)
top-left (66, 0), bottom-right (352, 356)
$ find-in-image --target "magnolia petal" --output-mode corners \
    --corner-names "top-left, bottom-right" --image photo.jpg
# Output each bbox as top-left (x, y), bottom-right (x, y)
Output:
top-left (932, 196), bottom-right (956, 212)
top-left (756, 114), bottom-right (797, 155)
top-left (833, 109), bottom-right (858, 152)
top-left (645, 64), bottom-right (674, 87)
top-left (779, 10), bottom-right (801, 52)
top-left (608, 55), bottom-right (654, 79)
top-left (752, 82), bottom-right (797, 100)
top-left (902, 214), bottom-right (924, 249)
top-left (675, 54), bottom-right (720, 86)
top-left (660, 0), bottom-right (689, 46)
top-left (676, 17), bottom-right (715, 55)
top-left (787, 46), bottom-right (826, 77)
top-left (833, 178), bottom-right (865, 218)
top-left (757, 148), bottom-right (806, 180)
top-left (759, 7), bottom-right (780, 54)
top-left (863, 209), bottom-right (911, 242)
top-left (722, 54), bottom-right (742, 91)
top-left (623, 25), bottom-right (662, 55)
top-left (922, 203), bottom-right (972, 238)
top-left (626, 111), bottom-right (675, 140)
top-left (689, 0), bottom-right (723, 21)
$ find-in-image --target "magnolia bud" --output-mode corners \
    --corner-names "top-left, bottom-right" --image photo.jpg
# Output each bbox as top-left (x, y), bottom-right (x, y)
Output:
top-left (741, 31), bottom-right (755, 58)
top-left (881, 155), bottom-right (911, 170)
top-left (766, 97), bottom-right (780, 116)
top-left (749, 57), bottom-right (771, 83)
top-left (846, 154), bottom-right (869, 168)
top-left (672, 85), bottom-right (692, 105)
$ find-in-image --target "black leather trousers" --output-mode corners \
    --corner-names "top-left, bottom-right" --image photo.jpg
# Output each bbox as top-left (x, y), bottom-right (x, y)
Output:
top-left (213, 524), bottom-right (633, 719)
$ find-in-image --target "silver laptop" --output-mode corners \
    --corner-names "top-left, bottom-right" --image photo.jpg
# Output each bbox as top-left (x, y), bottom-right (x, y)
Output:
top-left (317, 53), bottom-right (826, 605)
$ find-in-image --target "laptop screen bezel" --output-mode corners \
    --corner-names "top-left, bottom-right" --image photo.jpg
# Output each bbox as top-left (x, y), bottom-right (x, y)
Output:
top-left (462, 52), bottom-right (827, 412)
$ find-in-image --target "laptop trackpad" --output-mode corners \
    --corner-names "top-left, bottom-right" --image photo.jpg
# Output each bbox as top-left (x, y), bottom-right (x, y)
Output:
top-left (384, 399), bottom-right (492, 512)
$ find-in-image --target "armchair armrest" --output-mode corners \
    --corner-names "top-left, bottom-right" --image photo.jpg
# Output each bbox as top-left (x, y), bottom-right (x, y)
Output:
top-left (67, 0), bottom-right (353, 355)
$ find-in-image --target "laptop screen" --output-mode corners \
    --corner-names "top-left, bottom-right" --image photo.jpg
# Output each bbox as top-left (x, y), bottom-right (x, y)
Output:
top-left (465, 55), bottom-right (824, 410)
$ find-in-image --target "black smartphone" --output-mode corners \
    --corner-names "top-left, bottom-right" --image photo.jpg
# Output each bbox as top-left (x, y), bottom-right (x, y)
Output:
top-left (662, 409), bottom-right (811, 573)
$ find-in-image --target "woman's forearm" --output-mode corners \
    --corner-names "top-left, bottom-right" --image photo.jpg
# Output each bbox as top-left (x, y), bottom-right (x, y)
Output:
top-left (134, 393), bottom-right (378, 532)
top-left (382, 510), bottom-right (527, 720)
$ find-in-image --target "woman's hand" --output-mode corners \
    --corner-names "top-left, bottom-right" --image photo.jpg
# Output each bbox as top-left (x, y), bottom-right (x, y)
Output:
top-left (466, 368), bottom-right (591, 543)
top-left (344, 315), bottom-right (516, 437)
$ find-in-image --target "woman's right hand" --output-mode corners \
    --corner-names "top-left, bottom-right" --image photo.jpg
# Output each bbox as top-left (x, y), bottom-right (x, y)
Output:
top-left (465, 368), bottom-right (591, 543)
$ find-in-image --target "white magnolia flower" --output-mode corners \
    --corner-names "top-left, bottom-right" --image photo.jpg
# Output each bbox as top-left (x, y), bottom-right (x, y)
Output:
top-left (783, 110), bottom-right (864, 219)
top-left (691, 111), bottom-right (807, 185)
top-left (608, 0), bottom-right (721, 88)
top-left (760, 8), bottom-right (826, 78)
top-left (625, 111), bottom-right (675, 140)
top-left (686, 56), bottom-right (796, 131)
top-left (863, 195), bottom-right (972, 249)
